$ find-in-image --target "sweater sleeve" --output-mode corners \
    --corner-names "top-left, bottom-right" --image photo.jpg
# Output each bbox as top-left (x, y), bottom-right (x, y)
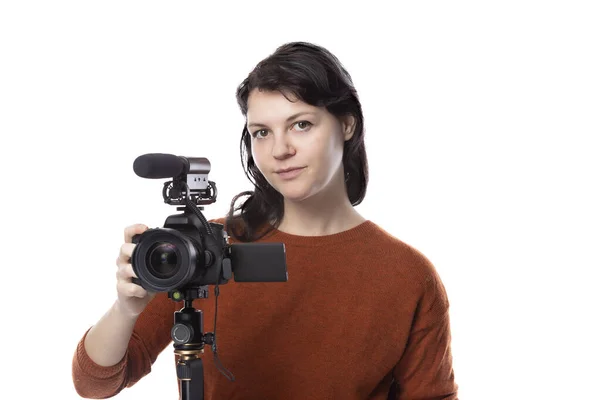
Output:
top-left (392, 266), bottom-right (459, 400)
top-left (72, 292), bottom-right (175, 399)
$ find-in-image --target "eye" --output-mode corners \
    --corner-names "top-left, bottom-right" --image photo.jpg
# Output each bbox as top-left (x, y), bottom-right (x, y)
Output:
top-left (293, 121), bottom-right (313, 131)
top-left (251, 129), bottom-right (269, 139)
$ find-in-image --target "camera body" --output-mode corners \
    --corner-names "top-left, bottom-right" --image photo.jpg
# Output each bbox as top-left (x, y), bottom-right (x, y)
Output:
top-left (131, 211), bottom-right (231, 293)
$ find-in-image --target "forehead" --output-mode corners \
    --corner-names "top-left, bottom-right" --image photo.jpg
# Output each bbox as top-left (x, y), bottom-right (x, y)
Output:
top-left (246, 89), bottom-right (319, 122)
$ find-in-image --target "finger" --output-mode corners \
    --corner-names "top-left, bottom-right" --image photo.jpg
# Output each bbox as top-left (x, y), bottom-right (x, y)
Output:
top-left (124, 224), bottom-right (148, 243)
top-left (117, 280), bottom-right (148, 299)
top-left (116, 263), bottom-right (138, 280)
top-left (118, 243), bottom-right (136, 261)
top-left (117, 281), bottom-right (148, 299)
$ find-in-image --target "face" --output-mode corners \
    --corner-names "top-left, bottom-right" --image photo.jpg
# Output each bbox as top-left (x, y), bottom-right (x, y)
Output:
top-left (246, 89), bottom-right (355, 203)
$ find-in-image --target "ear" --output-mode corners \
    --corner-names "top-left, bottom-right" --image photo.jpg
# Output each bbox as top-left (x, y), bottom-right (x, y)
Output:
top-left (340, 115), bottom-right (356, 141)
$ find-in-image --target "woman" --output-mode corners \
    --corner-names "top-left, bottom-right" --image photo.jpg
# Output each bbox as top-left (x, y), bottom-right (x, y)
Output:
top-left (72, 41), bottom-right (459, 399)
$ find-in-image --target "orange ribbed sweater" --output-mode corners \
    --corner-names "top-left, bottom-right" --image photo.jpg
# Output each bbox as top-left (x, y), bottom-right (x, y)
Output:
top-left (72, 219), bottom-right (458, 399)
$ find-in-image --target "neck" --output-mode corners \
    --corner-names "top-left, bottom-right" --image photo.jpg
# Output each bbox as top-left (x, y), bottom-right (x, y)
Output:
top-left (276, 177), bottom-right (366, 237)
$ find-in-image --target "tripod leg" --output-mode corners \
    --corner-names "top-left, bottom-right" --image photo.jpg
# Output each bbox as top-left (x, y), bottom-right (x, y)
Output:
top-left (178, 357), bottom-right (204, 400)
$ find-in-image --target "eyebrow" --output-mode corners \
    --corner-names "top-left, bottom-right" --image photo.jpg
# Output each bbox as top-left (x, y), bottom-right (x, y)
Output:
top-left (247, 111), bottom-right (317, 129)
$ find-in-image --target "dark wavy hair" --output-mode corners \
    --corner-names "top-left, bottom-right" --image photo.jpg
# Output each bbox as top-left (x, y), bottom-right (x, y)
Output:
top-left (225, 41), bottom-right (368, 242)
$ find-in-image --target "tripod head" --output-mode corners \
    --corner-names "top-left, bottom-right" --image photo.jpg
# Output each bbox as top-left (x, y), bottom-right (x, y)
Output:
top-left (169, 287), bottom-right (212, 352)
top-left (169, 287), bottom-right (213, 400)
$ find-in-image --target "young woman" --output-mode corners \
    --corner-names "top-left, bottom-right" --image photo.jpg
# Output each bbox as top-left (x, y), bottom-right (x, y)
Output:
top-left (72, 41), bottom-right (459, 399)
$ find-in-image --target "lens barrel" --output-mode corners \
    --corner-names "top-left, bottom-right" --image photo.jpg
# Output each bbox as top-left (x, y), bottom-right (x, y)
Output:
top-left (131, 228), bottom-right (203, 292)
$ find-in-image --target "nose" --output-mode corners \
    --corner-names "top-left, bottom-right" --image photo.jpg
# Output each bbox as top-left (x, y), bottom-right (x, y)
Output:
top-left (271, 132), bottom-right (295, 160)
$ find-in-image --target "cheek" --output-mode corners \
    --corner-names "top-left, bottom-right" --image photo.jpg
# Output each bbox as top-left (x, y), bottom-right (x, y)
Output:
top-left (321, 132), bottom-right (344, 165)
top-left (251, 145), bottom-right (274, 180)
top-left (251, 144), bottom-right (264, 169)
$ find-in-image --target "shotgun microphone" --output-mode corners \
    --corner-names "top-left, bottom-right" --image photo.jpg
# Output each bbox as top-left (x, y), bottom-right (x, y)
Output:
top-left (133, 153), bottom-right (211, 180)
top-left (133, 153), bottom-right (187, 179)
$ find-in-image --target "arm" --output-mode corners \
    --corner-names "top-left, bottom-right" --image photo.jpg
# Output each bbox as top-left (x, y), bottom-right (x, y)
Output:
top-left (392, 270), bottom-right (459, 399)
top-left (82, 300), bottom-right (139, 367)
top-left (72, 292), bottom-right (174, 399)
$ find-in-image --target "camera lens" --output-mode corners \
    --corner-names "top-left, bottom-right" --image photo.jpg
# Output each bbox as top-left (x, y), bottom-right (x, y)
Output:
top-left (131, 228), bottom-right (202, 292)
top-left (147, 242), bottom-right (179, 279)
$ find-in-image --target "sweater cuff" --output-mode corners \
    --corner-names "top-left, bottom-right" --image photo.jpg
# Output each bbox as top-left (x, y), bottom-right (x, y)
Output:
top-left (75, 327), bottom-right (127, 379)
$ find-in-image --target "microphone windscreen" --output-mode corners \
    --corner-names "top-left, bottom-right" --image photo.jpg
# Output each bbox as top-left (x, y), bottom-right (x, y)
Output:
top-left (133, 153), bottom-right (185, 178)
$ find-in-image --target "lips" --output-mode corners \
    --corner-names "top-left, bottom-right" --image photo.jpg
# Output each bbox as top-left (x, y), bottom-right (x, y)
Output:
top-left (276, 167), bottom-right (304, 173)
top-left (275, 167), bottom-right (306, 180)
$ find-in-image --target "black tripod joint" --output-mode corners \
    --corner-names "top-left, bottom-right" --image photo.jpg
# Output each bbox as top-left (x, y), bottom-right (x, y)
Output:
top-left (170, 287), bottom-right (212, 400)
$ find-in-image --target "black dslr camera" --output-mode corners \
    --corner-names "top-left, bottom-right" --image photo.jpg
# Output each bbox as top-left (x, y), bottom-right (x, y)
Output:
top-left (130, 153), bottom-right (288, 296)
top-left (129, 153), bottom-right (287, 399)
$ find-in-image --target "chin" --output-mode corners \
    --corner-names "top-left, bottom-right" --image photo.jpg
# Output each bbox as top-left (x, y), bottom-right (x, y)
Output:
top-left (279, 190), bottom-right (311, 203)
top-left (275, 185), bottom-right (315, 203)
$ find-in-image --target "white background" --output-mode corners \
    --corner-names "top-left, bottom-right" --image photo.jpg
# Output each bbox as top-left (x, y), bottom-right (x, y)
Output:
top-left (1, 1), bottom-right (599, 399)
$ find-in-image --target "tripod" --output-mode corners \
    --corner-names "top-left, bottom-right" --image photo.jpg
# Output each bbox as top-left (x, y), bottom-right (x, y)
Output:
top-left (169, 286), bottom-right (213, 400)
